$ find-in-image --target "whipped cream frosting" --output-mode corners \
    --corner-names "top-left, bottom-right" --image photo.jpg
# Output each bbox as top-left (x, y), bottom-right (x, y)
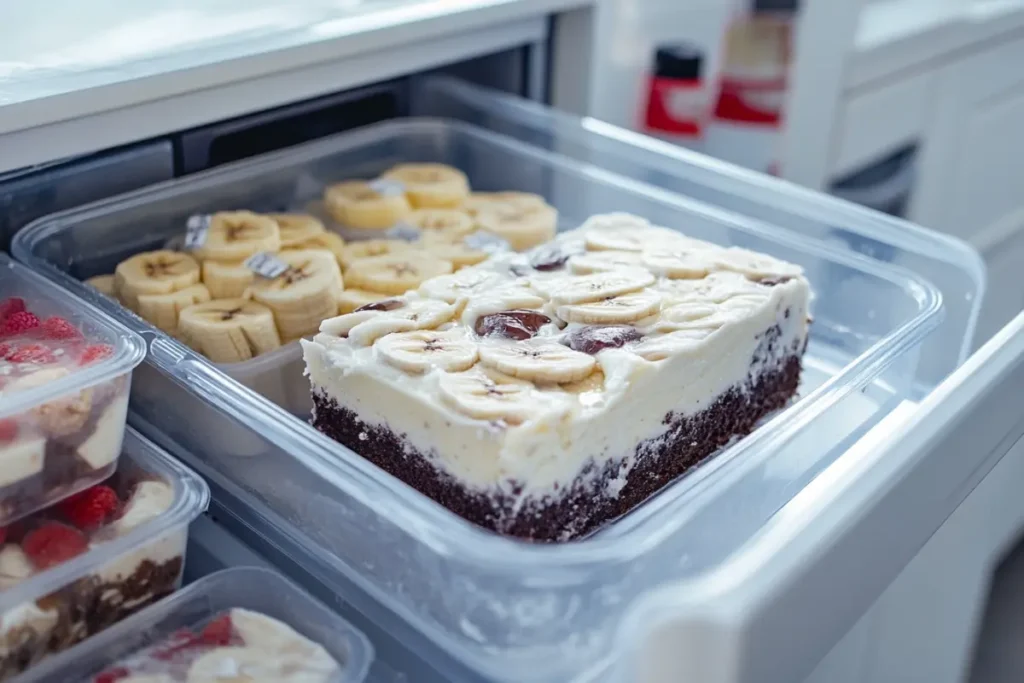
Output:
top-left (303, 213), bottom-right (811, 499)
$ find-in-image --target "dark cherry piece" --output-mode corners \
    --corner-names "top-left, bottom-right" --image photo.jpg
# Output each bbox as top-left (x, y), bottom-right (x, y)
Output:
top-left (565, 325), bottom-right (643, 354)
top-left (355, 299), bottom-right (403, 312)
top-left (757, 275), bottom-right (794, 286)
top-left (475, 310), bottom-right (552, 340)
top-left (529, 243), bottom-right (584, 271)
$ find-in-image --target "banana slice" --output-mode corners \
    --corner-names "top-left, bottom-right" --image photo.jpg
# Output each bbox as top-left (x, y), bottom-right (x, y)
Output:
top-left (642, 250), bottom-right (713, 279)
top-left (418, 269), bottom-right (507, 303)
top-left (284, 231), bottom-right (347, 266)
top-left (478, 340), bottom-right (596, 384)
top-left (438, 367), bottom-right (540, 425)
top-left (137, 283), bottom-right (212, 333)
top-left (406, 208), bottom-right (476, 241)
top-left (337, 288), bottom-right (391, 314)
top-left (375, 329), bottom-right (478, 373)
top-left (632, 329), bottom-right (714, 361)
top-left (202, 260), bottom-right (255, 299)
top-left (344, 253), bottom-right (453, 295)
top-left (544, 270), bottom-right (656, 305)
top-left (324, 180), bottom-right (412, 230)
top-left (246, 250), bottom-right (344, 340)
top-left (268, 213), bottom-right (327, 248)
top-left (650, 300), bottom-right (758, 334)
top-left (567, 251), bottom-right (646, 274)
top-left (320, 298), bottom-right (458, 346)
top-left (475, 202), bottom-right (558, 251)
top-left (420, 240), bottom-right (489, 269)
top-left (381, 163), bottom-right (470, 208)
top-left (114, 250), bottom-right (201, 311)
top-left (710, 247), bottom-right (804, 281)
top-left (461, 191), bottom-right (548, 217)
top-left (339, 239), bottom-right (411, 271)
top-left (84, 274), bottom-right (116, 297)
top-left (178, 299), bottom-right (282, 363)
top-left (556, 289), bottom-right (662, 325)
top-left (582, 213), bottom-right (694, 252)
top-left (193, 211), bottom-right (281, 262)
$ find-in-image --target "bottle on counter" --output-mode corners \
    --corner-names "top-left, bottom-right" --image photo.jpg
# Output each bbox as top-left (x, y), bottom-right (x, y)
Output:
top-left (642, 43), bottom-right (706, 147)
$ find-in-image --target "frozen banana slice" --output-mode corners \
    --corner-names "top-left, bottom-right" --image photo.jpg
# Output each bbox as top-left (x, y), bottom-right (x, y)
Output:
top-left (84, 274), bottom-right (117, 297)
top-left (478, 340), bottom-right (596, 384)
top-left (178, 299), bottom-right (282, 363)
top-left (556, 289), bottom-right (662, 325)
top-left (475, 202), bottom-right (558, 251)
top-left (438, 367), bottom-right (547, 425)
top-left (381, 163), bottom-right (470, 208)
top-left (406, 208), bottom-right (476, 241)
top-left (419, 239), bottom-right (489, 269)
top-left (114, 250), bottom-right (201, 311)
top-left (336, 288), bottom-right (391, 314)
top-left (202, 260), bottom-right (255, 300)
top-left (324, 180), bottom-right (412, 229)
top-left (375, 329), bottom-right (479, 373)
top-left (284, 231), bottom-right (347, 266)
top-left (344, 252), bottom-right (453, 296)
top-left (461, 191), bottom-right (548, 217)
top-left (246, 250), bottom-right (343, 340)
top-left (193, 211), bottom-right (281, 262)
top-left (339, 239), bottom-right (411, 271)
top-left (136, 283), bottom-right (212, 334)
top-left (267, 213), bottom-right (326, 248)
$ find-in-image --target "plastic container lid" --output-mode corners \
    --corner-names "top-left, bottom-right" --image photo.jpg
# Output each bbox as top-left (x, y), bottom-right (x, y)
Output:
top-left (0, 254), bottom-right (146, 524)
top-left (0, 427), bottom-right (209, 678)
top-left (21, 567), bottom-right (374, 683)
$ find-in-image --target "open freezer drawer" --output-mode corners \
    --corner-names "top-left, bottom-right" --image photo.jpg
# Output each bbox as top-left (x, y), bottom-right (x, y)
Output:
top-left (12, 81), bottom-right (980, 683)
top-left (622, 311), bottom-right (1024, 683)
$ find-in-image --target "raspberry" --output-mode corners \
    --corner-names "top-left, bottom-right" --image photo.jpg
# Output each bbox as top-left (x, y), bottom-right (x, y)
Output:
top-left (94, 667), bottom-right (130, 683)
top-left (22, 522), bottom-right (88, 570)
top-left (80, 344), bottom-right (114, 365)
top-left (200, 614), bottom-right (236, 646)
top-left (0, 419), bottom-right (19, 444)
top-left (58, 485), bottom-right (120, 531)
top-left (0, 311), bottom-right (40, 337)
top-left (40, 316), bottom-right (81, 341)
top-left (0, 298), bottom-right (26, 322)
top-left (7, 344), bottom-right (56, 364)
top-left (0, 527), bottom-right (7, 545)
top-left (0, 343), bottom-right (10, 359)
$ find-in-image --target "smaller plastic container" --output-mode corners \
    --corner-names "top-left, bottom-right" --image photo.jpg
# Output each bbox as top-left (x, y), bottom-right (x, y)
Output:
top-left (0, 427), bottom-right (209, 680)
top-left (0, 254), bottom-right (146, 524)
top-left (20, 567), bottom-right (374, 683)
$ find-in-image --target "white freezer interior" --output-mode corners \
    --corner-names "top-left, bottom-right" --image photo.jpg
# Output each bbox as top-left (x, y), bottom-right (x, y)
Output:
top-left (2, 1), bottom-right (1021, 681)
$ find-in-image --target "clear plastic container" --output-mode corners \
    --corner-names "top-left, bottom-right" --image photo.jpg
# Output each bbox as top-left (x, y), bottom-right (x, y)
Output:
top-left (13, 119), bottom-right (943, 682)
top-left (0, 254), bottom-right (146, 524)
top-left (19, 567), bottom-right (374, 683)
top-left (0, 426), bottom-right (209, 679)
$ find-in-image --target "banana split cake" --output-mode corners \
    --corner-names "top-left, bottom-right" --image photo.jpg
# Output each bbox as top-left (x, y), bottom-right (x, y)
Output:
top-left (302, 213), bottom-right (811, 541)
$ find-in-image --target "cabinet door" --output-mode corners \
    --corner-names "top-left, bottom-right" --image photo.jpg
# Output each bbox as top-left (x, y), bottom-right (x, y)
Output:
top-left (910, 37), bottom-right (1024, 345)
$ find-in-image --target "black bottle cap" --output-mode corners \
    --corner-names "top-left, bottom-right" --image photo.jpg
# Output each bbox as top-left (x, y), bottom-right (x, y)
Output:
top-left (654, 44), bottom-right (703, 81)
top-left (752, 0), bottom-right (798, 12)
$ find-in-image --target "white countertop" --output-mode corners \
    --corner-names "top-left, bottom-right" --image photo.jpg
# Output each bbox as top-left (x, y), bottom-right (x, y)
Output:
top-left (0, 0), bottom-right (589, 173)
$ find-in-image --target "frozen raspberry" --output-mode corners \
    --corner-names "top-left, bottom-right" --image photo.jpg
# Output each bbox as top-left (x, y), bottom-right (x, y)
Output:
top-left (40, 316), bottom-right (82, 341)
top-left (0, 343), bottom-right (11, 358)
top-left (0, 419), bottom-right (19, 444)
top-left (22, 522), bottom-right (88, 570)
top-left (80, 344), bottom-right (114, 365)
top-left (200, 614), bottom-right (236, 646)
top-left (565, 326), bottom-right (643, 355)
top-left (0, 298), bottom-right (26, 322)
top-left (0, 311), bottom-right (40, 337)
top-left (474, 310), bottom-right (551, 340)
top-left (59, 485), bottom-right (120, 531)
top-left (7, 344), bottom-right (56, 364)
top-left (94, 667), bottom-right (130, 683)
top-left (355, 299), bottom-right (403, 312)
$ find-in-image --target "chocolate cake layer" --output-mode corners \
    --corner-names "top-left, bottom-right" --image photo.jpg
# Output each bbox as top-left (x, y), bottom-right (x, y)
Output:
top-left (312, 350), bottom-right (802, 543)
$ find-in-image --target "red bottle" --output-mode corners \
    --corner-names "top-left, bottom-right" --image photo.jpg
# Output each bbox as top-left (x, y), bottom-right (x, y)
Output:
top-left (643, 44), bottom-right (705, 141)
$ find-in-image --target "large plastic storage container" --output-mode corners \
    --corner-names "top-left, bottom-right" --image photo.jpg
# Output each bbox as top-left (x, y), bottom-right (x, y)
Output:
top-left (0, 254), bottom-right (146, 524)
top-left (20, 566), bottom-right (373, 683)
top-left (14, 119), bottom-right (943, 682)
top-left (0, 427), bottom-right (209, 679)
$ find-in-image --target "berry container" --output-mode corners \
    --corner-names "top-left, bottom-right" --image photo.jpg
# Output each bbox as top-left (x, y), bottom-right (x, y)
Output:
top-left (0, 254), bottom-right (146, 525)
top-left (0, 427), bottom-right (209, 680)
top-left (13, 119), bottom-right (945, 682)
top-left (19, 567), bottom-right (373, 683)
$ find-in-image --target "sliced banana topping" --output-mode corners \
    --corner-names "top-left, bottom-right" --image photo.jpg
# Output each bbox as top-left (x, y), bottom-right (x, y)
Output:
top-left (710, 246), bottom-right (804, 281)
top-left (642, 249), bottom-right (713, 279)
top-left (324, 179), bottom-right (412, 229)
top-left (193, 211), bottom-right (281, 262)
top-left (438, 367), bottom-right (543, 425)
top-left (376, 329), bottom-right (479, 373)
top-left (474, 202), bottom-right (558, 251)
top-left (632, 329), bottom-right (715, 361)
top-left (345, 253), bottom-right (454, 295)
top-left (268, 213), bottom-right (327, 248)
top-left (114, 250), bottom-right (201, 311)
top-left (547, 270), bottom-right (656, 305)
top-left (478, 340), bottom-right (596, 384)
top-left (178, 299), bottom-right (282, 363)
top-left (202, 260), bottom-right (255, 300)
top-left (556, 289), bottom-right (662, 325)
top-left (581, 213), bottom-right (682, 252)
top-left (136, 283), bottom-right (211, 334)
top-left (568, 250), bottom-right (646, 274)
top-left (381, 163), bottom-right (470, 208)
top-left (339, 239), bottom-right (410, 271)
top-left (418, 269), bottom-right (507, 303)
top-left (321, 298), bottom-right (458, 346)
